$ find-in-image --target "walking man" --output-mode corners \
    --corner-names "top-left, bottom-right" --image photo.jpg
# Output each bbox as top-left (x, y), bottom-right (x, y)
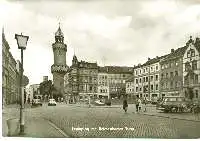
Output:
top-left (135, 97), bottom-right (139, 113)
top-left (123, 95), bottom-right (128, 113)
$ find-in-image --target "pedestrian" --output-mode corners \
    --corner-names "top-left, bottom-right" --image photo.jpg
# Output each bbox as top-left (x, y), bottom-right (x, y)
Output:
top-left (138, 98), bottom-right (142, 112)
top-left (143, 97), bottom-right (147, 112)
top-left (123, 96), bottom-right (128, 113)
top-left (135, 97), bottom-right (139, 113)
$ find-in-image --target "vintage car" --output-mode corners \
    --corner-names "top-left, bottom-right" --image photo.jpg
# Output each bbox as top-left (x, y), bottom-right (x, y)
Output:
top-left (157, 96), bottom-right (189, 113)
top-left (32, 99), bottom-right (42, 107)
top-left (94, 99), bottom-right (105, 106)
top-left (48, 99), bottom-right (57, 106)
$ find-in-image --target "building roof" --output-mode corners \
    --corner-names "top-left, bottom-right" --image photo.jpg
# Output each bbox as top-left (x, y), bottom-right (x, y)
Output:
top-left (78, 60), bottom-right (98, 69)
top-left (2, 28), bottom-right (10, 50)
top-left (161, 46), bottom-right (187, 62)
top-left (55, 25), bottom-right (64, 37)
top-left (133, 55), bottom-right (167, 69)
top-left (125, 76), bottom-right (134, 82)
top-left (194, 37), bottom-right (200, 53)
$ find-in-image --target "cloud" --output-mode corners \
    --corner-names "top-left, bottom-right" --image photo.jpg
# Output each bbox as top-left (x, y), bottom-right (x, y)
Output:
top-left (2, 0), bottom-right (200, 85)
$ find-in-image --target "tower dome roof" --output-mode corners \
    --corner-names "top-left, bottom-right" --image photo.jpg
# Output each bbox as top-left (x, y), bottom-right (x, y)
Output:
top-left (55, 25), bottom-right (64, 37)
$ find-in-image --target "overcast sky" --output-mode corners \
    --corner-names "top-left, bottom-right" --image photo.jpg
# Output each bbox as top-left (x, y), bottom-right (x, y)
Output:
top-left (1, 0), bottom-right (200, 85)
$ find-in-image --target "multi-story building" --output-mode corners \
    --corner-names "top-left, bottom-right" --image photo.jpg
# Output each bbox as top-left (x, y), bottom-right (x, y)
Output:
top-left (133, 56), bottom-right (164, 100)
top-left (160, 46), bottom-right (187, 97)
top-left (2, 28), bottom-right (21, 105)
top-left (97, 67), bottom-right (109, 99)
top-left (67, 55), bottom-right (98, 102)
top-left (106, 66), bottom-right (133, 99)
top-left (125, 76), bottom-right (134, 98)
top-left (27, 84), bottom-right (40, 101)
top-left (67, 56), bottom-right (134, 101)
top-left (183, 36), bottom-right (200, 100)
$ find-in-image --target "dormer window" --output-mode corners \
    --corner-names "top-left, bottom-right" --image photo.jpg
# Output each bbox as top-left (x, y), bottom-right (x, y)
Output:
top-left (187, 49), bottom-right (195, 58)
top-left (191, 50), bottom-right (195, 57)
top-left (187, 51), bottom-right (190, 58)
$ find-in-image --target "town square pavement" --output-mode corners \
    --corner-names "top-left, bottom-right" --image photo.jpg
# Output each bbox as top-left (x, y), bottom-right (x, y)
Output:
top-left (2, 103), bottom-right (200, 138)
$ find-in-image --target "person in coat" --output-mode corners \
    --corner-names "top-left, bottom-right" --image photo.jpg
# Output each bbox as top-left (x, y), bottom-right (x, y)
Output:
top-left (123, 96), bottom-right (128, 113)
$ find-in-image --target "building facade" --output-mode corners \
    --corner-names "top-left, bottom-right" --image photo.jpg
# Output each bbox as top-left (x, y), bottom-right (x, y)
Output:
top-left (27, 84), bottom-right (40, 102)
top-left (51, 25), bottom-right (68, 97)
top-left (2, 29), bottom-right (21, 105)
top-left (106, 66), bottom-right (133, 99)
top-left (183, 37), bottom-right (200, 100)
top-left (133, 57), bottom-right (163, 100)
top-left (97, 67), bottom-right (109, 99)
top-left (160, 47), bottom-right (187, 97)
top-left (125, 76), bottom-right (134, 98)
top-left (67, 55), bottom-right (98, 102)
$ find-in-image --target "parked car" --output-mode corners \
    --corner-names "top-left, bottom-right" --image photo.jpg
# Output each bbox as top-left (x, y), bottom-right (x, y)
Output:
top-left (105, 99), bottom-right (111, 106)
top-left (32, 99), bottom-right (42, 107)
top-left (94, 99), bottom-right (105, 106)
top-left (48, 99), bottom-right (57, 106)
top-left (157, 96), bottom-right (189, 113)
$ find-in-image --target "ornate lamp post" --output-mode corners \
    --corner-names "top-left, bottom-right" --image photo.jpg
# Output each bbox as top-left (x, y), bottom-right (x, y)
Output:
top-left (15, 33), bottom-right (29, 134)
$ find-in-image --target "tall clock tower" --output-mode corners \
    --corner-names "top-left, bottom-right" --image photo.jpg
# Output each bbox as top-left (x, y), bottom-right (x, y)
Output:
top-left (51, 24), bottom-right (68, 96)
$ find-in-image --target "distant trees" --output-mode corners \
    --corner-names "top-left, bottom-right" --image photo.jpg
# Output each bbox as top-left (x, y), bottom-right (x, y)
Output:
top-left (39, 80), bottom-right (54, 98)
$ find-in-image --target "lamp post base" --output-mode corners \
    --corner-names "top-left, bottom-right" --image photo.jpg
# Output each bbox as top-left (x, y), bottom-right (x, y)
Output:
top-left (19, 124), bottom-right (25, 135)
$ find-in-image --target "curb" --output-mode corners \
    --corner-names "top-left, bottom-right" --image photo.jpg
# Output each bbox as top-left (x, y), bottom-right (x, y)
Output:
top-left (44, 119), bottom-right (69, 138)
top-left (73, 105), bottom-right (121, 108)
top-left (139, 113), bottom-right (200, 122)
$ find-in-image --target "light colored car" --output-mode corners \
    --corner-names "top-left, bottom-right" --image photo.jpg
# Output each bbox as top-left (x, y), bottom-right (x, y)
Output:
top-left (48, 99), bottom-right (57, 106)
top-left (94, 100), bottom-right (105, 106)
top-left (32, 99), bottom-right (42, 107)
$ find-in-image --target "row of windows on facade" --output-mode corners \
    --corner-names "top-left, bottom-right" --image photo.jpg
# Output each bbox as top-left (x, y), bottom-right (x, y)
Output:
top-left (161, 71), bottom-right (179, 79)
top-left (185, 60), bottom-right (198, 71)
top-left (161, 81), bottom-right (180, 89)
top-left (98, 79), bottom-right (126, 84)
top-left (99, 89), bottom-right (108, 93)
top-left (135, 75), bottom-right (159, 84)
top-left (110, 87), bottom-right (122, 92)
top-left (98, 75), bottom-right (108, 79)
top-left (185, 90), bottom-right (199, 98)
top-left (78, 69), bottom-right (98, 74)
top-left (135, 65), bottom-right (159, 75)
top-left (79, 85), bottom-right (97, 92)
top-left (184, 75), bottom-right (199, 85)
top-left (135, 84), bottom-right (159, 92)
top-left (72, 76), bottom-right (97, 82)
top-left (161, 61), bottom-right (179, 70)
top-left (98, 81), bottom-right (108, 86)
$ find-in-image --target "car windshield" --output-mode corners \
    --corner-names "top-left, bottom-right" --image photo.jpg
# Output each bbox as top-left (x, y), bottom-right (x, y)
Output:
top-left (164, 98), bottom-right (176, 102)
top-left (177, 98), bottom-right (184, 101)
top-left (34, 99), bottom-right (40, 102)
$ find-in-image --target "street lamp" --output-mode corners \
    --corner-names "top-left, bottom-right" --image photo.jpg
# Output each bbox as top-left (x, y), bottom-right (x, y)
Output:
top-left (15, 33), bottom-right (29, 135)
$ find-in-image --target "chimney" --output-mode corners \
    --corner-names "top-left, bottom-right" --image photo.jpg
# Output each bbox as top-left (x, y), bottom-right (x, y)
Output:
top-left (156, 56), bottom-right (159, 59)
top-left (171, 49), bottom-right (175, 53)
top-left (148, 57), bottom-right (150, 61)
